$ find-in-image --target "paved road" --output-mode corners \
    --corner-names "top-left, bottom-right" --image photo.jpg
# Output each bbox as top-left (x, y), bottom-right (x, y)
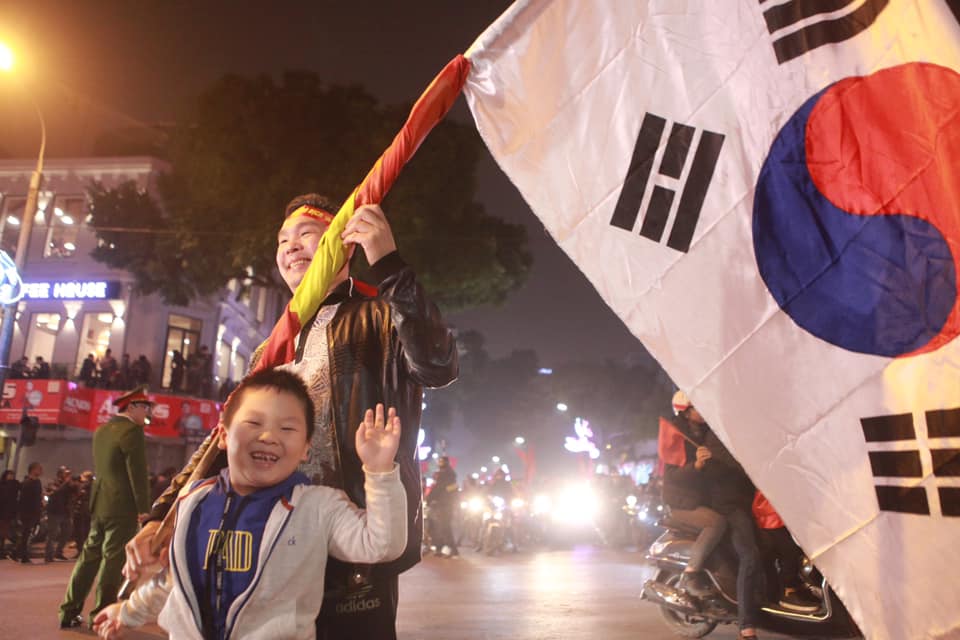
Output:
top-left (0, 544), bottom-right (795, 639)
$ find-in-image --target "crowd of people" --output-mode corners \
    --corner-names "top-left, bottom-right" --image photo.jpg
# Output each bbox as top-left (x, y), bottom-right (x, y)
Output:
top-left (78, 350), bottom-right (153, 391)
top-left (6, 345), bottom-right (229, 400)
top-left (8, 356), bottom-right (53, 379)
top-left (0, 464), bottom-right (94, 564)
top-left (165, 345), bottom-right (215, 398)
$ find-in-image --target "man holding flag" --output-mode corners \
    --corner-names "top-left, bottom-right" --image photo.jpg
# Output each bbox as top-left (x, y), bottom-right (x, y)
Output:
top-left (126, 194), bottom-right (458, 638)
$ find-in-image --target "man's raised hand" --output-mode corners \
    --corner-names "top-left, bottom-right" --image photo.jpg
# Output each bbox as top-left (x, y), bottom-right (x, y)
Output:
top-left (340, 204), bottom-right (397, 266)
top-left (355, 404), bottom-right (401, 473)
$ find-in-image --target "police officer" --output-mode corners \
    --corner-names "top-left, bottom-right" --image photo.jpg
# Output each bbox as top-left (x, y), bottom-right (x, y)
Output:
top-left (58, 385), bottom-right (152, 629)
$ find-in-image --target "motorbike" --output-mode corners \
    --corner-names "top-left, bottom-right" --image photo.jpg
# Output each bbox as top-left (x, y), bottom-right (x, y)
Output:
top-left (479, 495), bottom-right (518, 555)
top-left (641, 516), bottom-right (862, 638)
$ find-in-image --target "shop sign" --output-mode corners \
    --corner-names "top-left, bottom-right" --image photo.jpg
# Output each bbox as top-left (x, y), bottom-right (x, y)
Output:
top-left (22, 280), bottom-right (123, 300)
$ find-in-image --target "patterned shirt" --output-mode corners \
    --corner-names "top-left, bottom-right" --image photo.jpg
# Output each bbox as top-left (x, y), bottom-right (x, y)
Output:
top-left (277, 303), bottom-right (340, 486)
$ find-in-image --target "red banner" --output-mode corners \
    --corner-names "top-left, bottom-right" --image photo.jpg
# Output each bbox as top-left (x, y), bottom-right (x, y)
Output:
top-left (0, 379), bottom-right (67, 424)
top-left (2, 379), bottom-right (219, 439)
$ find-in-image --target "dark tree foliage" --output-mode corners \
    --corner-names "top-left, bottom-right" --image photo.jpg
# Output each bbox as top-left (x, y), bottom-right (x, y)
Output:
top-left (88, 71), bottom-right (531, 309)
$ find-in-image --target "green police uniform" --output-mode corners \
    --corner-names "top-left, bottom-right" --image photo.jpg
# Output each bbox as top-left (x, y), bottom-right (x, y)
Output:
top-left (59, 387), bottom-right (151, 627)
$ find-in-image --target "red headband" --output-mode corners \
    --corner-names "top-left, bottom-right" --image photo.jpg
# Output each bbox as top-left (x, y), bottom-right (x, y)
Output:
top-left (289, 204), bottom-right (335, 225)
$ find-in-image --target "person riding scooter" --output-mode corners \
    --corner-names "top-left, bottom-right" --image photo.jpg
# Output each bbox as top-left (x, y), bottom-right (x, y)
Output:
top-left (661, 391), bottom-right (762, 640)
top-left (660, 391), bottom-right (727, 595)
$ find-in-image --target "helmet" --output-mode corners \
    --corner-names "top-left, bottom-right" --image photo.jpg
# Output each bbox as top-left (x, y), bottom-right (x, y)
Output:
top-left (671, 390), bottom-right (691, 415)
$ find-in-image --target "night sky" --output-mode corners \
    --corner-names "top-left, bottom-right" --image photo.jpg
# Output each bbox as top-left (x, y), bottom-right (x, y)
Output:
top-left (0, 0), bottom-right (651, 369)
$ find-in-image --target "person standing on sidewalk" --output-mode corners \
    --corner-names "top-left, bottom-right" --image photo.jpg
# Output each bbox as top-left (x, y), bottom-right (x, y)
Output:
top-left (15, 462), bottom-right (43, 563)
top-left (0, 469), bottom-right (19, 559)
top-left (45, 466), bottom-right (76, 562)
top-left (58, 386), bottom-right (152, 629)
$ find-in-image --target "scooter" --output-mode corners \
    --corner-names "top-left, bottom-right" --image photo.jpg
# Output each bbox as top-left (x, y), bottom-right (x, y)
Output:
top-left (641, 516), bottom-right (862, 638)
top-left (479, 495), bottom-right (517, 555)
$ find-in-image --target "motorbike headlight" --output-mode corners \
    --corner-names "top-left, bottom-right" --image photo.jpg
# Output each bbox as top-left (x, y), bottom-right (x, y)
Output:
top-left (494, 511), bottom-right (503, 521)
top-left (656, 504), bottom-right (663, 512)
top-left (460, 501), bottom-right (468, 510)
top-left (511, 498), bottom-right (525, 510)
top-left (638, 510), bottom-right (648, 522)
top-left (482, 512), bottom-right (492, 522)
top-left (468, 497), bottom-right (484, 513)
top-left (625, 495), bottom-right (638, 507)
top-left (491, 495), bottom-right (506, 509)
top-left (552, 484), bottom-right (597, 525)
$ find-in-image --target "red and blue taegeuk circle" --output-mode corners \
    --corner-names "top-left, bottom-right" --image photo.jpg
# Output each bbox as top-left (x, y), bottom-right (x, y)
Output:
top-left (753, 62), bottom-right (960, 358)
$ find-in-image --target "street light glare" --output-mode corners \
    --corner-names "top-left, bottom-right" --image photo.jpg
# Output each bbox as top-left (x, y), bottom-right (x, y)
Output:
top-left (556, 402), bottom-right (568, 412)
top-left (0, 43), bottom-right (13, 72)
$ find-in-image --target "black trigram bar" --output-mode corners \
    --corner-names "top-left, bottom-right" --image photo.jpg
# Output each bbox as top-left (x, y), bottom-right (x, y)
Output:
top-left (639, 186), bottom-right (675, 243)
top-left (868, 450), bottom-right (922, 478)
top-left (926, 408), bottom-right (960, 438)
top-left (763, 0), bottom-right (856, 32)
top-left (659, 123), bottom-right (695, 179)
top-left (765, 0), bottom-right (890, 64)
top-left (666, 131), bottom-right (725, 253)
top-left (610, 113), bottom-right (666, 232)
top-left (931, 449), bottom-right (960, 477)
top-left (860, 413), bottom-right (915, 442)
top-left (875, 485), bottom-right (929, 515)
top-left (939, 487), bottom-right (960, 517)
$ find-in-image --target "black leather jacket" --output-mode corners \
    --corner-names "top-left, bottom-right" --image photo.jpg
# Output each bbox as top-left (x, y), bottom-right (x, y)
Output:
top-left (150, 251), bottom-right (458, 574)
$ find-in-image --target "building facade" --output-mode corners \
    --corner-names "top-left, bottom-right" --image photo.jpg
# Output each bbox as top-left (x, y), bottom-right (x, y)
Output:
top-left (0, 156), bottom-right (285, 478)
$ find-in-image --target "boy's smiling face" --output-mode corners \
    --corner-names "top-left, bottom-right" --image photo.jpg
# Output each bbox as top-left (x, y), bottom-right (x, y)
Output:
top-left (218, 387), bottom-right (311, 495)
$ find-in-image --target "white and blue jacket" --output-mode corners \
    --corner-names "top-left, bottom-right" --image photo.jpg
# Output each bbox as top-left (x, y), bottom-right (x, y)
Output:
top-left (119, 465), bottom-right (406, 639)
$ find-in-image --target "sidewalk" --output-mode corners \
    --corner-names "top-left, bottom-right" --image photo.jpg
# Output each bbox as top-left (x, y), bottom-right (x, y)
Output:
top-left (0, 543), bottom-right (164, 639)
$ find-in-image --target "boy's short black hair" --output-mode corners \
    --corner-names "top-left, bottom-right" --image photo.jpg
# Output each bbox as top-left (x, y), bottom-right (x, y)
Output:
top-left (222, 369), bottom-right (315, 439)
top-left (283, 193), bottom-right (338, 219)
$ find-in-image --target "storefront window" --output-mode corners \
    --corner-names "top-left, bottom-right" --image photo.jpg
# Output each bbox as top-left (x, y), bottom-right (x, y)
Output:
top-left (76, 312), bottom-right (114, 373)
top-left (44, 196), bottom-right (85, 259)
top-left (162, 314), bottom-right (203, 391)
top-left (0, 196), bottom-right (25, 256)
top-left (24, 312), bottom-right (61, 364)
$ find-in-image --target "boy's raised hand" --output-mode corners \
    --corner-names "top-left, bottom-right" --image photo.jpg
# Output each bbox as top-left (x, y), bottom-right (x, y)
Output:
top-left (355, 403), bottom-right (401, 473)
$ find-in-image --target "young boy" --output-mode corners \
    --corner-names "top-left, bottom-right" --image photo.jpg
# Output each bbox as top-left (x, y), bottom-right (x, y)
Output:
top-left (93, 369), bottom-right (406, 639)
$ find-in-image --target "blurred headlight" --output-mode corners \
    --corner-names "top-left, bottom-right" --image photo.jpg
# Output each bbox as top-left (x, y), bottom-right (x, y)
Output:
top-left (491, 495), bottom-right (506, 509)
top-left (468, 497), bottom-right (484, 513)
top-left (552, 483), bottom-right (597, 525)
top-left (626, 495), bottom-right (638, 507)
top-left (511, 498), bottom-right (525, 509)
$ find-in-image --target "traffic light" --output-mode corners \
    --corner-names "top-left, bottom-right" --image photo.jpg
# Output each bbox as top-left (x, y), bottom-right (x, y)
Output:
top-left (20, 414), bottom-right (38, 447)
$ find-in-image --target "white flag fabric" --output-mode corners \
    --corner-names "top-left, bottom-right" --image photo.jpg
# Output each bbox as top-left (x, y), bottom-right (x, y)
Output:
top-left (464, 1), bottom-right (960, 639)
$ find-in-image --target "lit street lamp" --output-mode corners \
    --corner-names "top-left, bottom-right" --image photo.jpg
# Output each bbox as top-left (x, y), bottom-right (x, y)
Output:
top-left (514, 436), bottom-right (525, 446)
top-left (0, 43), bottom-right (47, 475)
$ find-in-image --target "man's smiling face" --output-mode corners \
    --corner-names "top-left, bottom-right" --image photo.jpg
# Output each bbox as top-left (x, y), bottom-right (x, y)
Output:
top-left (276, 216), bottom-right (327, 292)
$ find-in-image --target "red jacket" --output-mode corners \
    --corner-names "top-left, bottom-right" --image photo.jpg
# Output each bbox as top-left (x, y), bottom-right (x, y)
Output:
top-left (752, 491), bottom-right (784, 529)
